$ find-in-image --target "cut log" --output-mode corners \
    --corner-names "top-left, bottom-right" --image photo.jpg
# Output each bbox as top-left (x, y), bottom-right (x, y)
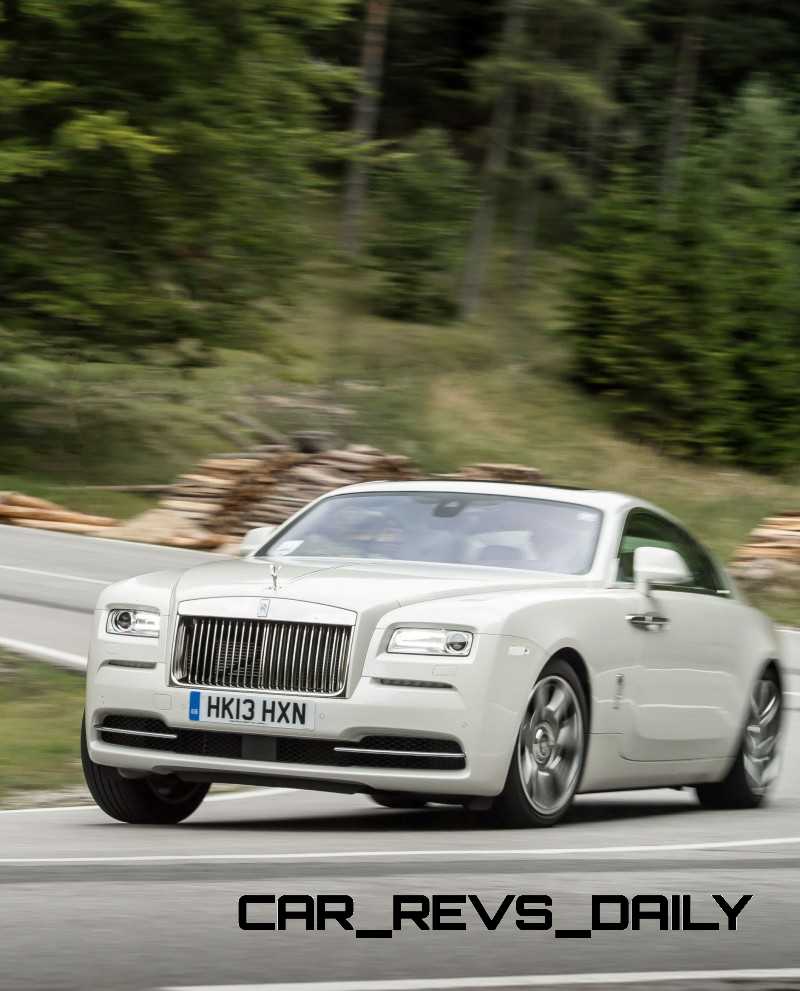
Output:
top-left (0, 505), bottom-right (117, 527)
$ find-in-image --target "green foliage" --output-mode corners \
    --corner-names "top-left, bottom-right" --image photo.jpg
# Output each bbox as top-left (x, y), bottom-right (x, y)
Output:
top-left (569, 83), bottom-right (800, 472)
top-left (0, 0), bottom-right (350, 354)
top-left (369, 128), bottom-right (472, 322)
top-left (0, 652), bottom-right (85, 803)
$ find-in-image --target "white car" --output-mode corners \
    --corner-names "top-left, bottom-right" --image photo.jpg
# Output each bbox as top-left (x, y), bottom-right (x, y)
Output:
top-left (82, 481), bottom-right (782, 827)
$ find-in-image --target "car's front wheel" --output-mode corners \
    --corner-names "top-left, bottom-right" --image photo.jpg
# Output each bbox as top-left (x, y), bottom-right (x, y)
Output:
top-left (81, 716), bottom-right (209, 824)
top-left (492, 658), bottom-right (588, 828)
top-left (696, 667), bottom-right (781, 810)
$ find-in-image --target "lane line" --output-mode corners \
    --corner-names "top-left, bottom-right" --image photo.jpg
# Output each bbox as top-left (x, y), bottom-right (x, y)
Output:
top-left (0, 788), bottom-right (293, 816)
top-left (0, 636), bottom-right (86, 671)
top-left (161, 968), bottom-right (800, 991)
top-left (0, 564), bottom-right (109, 585)
top-left (5, 834), bottom-right (800, 865)
top-left (0, 526), bottom-right (220, 558)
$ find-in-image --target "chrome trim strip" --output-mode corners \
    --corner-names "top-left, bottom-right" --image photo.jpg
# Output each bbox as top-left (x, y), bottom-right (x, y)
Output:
top-left (333, 746), bottom-right (465, 759)
top-left (96, 726), bottom-right (178, 741)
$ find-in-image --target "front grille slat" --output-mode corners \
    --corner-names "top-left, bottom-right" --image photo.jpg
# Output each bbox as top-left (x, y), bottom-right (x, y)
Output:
top-left (173, 616), bottom-right (352, 697)
top-left (266, 625), bottom-right (275, 688)
top-left (206, 619), bottom-right (219, 685)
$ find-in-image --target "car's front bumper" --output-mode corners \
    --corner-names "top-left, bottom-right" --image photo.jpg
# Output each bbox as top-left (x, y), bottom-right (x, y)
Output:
top-left (86, 629), bottom-right (544, 798)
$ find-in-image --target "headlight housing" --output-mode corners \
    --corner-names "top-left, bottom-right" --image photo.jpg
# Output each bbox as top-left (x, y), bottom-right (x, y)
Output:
top-left (106, 608), bottom-right (161, 638)
top-left (387, 627), bottom-right (473, 657)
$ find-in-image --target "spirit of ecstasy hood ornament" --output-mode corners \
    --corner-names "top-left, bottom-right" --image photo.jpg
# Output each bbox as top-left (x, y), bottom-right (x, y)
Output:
top-left (269, 562), bottom-right (281, 592)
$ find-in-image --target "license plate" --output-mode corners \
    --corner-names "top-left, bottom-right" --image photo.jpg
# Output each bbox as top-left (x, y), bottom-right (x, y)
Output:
top-left (188, 690), bottom-right (315, 730)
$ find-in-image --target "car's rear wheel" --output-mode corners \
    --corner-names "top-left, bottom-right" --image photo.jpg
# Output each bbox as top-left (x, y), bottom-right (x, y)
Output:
top-left (81, 715), bottom-right (209, 824)
top-left (696, 667), bottom-right (781, 810)
top-left (492, 658), bottom-right (588, 828)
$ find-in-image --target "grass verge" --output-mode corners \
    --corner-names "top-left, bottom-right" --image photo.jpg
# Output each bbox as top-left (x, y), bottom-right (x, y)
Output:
top-left (0, 652), bottom-right (85, 804)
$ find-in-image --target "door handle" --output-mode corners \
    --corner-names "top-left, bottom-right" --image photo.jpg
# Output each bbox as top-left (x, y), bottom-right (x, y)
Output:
top-left (627, 613), bottom-right (670, 632)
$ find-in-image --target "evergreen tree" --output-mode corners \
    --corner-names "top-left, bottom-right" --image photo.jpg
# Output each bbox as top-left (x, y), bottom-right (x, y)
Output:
top-left (708, 82), bottom-right (800, 469)
top-left (0, 0), bottom-right (350, 354)
top-left (569, 83), bottom-right (800, 471)
top-left (370, 127), bottom-right (471, 322)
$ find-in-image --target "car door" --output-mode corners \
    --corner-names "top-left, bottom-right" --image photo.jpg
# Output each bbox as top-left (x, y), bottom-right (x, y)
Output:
top-left (617, 510), bottom-right (744, 762)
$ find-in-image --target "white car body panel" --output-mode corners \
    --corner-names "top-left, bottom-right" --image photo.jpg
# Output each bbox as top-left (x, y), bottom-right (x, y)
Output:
top-left (85, 481), bottom-right (781, 801)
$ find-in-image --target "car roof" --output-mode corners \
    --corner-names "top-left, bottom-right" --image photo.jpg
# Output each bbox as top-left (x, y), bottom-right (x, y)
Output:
top-left (317, 480), bottom-right (636, 514)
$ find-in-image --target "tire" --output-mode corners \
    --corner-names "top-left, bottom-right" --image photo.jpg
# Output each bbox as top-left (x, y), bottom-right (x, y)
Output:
top-left (370, 792), bottom-right (428, 809)
top-left (81, 715), bottom-right (209, 824)
top-left (492, 657), bottom-right (588, 828)
top-left (696, 667), bottom-right (781, 811)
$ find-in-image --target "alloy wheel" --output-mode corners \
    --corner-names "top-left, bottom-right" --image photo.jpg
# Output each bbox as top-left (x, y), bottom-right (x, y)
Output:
top-left (517, 675), bottom-right (584, 815)
top-left (743, 675), bottom-right (781, 795)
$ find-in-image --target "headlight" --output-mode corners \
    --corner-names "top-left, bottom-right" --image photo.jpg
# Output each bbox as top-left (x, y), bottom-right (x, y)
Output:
top-left (106, 608), bottom-right (161, 638)
top-left (387, 628), bottom-right (473, 656)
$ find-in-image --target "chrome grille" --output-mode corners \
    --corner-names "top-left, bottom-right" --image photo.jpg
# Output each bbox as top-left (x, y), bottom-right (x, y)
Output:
top-left (172, 616), bottom-right (352, 696)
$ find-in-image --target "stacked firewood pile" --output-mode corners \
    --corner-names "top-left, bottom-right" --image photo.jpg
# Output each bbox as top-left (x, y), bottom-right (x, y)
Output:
top-left (164, 444), bottom-right (419, 538)
top-left (0, 491), bottom-right (117, 535)
top-left (0, 446), bottom-right (547, 550)
top-left (435, 463), bottom-right (544, 484)
top-left (731, 513), bottom-right (800, 590)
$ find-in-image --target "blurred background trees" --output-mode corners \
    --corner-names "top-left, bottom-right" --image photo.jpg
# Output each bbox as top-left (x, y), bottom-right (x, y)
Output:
top-left (2, 0), bottom-right (800, 475)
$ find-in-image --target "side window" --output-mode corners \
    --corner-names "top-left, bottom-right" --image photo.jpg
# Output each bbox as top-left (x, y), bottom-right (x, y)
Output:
top-left (617, 511), bottom-right (684, 583)
top-left (668, 527), bottom-right (722, 594)
top-left (617, 511), bottom-right (720, 593)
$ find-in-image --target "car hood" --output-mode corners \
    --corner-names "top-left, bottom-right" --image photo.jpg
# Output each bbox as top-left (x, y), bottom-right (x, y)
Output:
top-left (174, 556), bottom-right (585, 613)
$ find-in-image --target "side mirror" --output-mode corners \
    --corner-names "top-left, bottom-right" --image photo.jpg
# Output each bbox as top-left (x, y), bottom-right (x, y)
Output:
top-left (633, 546), bottom-right (691, 595)
top-left (239, 526), bottom-right (276, 558)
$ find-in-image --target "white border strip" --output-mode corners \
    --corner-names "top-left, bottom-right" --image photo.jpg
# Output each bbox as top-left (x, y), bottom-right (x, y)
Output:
top-left (0, 525), bottom-right (221, 558)
top-left (0, 636), bottom-right (86, 671)
top-left (0, 564), bottom-right (108, 585)
top-left (161, 968), bottom-right (800, 991)
top-left (3, 834), bottom-right (800, 865)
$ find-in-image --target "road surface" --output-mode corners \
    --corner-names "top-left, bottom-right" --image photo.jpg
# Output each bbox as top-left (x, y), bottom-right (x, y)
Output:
top-left (1, 525), bottom-right (800, 991)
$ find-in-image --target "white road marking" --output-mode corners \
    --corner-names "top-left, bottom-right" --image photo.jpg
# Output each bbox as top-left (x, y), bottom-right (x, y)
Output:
top-left (161, 968), bottom-right (800, 991)
top-left (0, 564), bottom-right (109, 585)
top-left (0, 788), bottom-right (293, 816)
top-left (0, 526), bottom-right (221, 558)
top-left (4, 833), bottom-right (800, 864)
top-left (0, 636), bottom-right (86, 671)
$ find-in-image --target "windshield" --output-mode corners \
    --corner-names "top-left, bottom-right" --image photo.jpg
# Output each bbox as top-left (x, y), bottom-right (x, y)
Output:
top-left (258, 491), bottom-right (602, 575)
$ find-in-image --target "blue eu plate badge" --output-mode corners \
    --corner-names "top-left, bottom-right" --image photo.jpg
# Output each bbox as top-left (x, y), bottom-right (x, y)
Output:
top-left (189, 690), bottom-right (201, 721)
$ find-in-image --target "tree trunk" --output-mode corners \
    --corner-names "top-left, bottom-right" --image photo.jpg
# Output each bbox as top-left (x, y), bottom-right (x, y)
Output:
top-left (584, 41), bottom-right (620, 192)
top-left (341, 0), bottom-right (392, 257)
top-left (459, 0), bottom-right (526, 319)
top-left (512, 74), bottom-right (559, 293)
top-left (660, 0), bottom-right (707, 204)
top-left (2, 0), bottom-right (20, 35)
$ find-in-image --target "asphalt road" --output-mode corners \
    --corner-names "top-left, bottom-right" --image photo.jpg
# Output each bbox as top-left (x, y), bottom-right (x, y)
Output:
top-left (2, 526), bottom-right (800, 991)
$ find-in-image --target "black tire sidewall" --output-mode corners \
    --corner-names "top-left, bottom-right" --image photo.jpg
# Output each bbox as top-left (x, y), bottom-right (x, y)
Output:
top-left (81, 714), bottom-right (209, 824)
